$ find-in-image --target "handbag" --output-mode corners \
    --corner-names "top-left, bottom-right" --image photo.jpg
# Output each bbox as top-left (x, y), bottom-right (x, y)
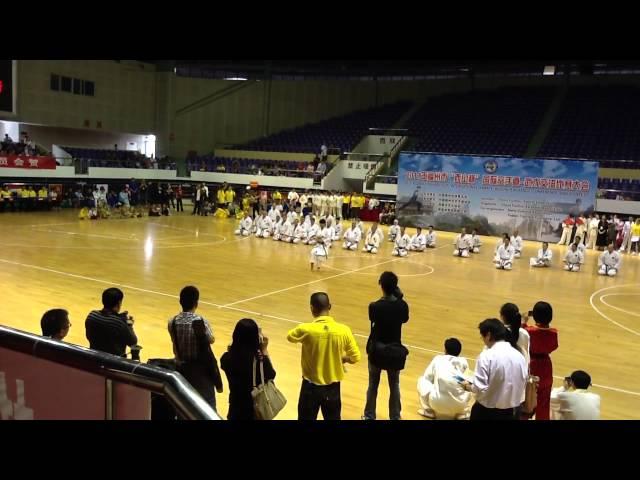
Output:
top-left (251, 357), bottom-right (286, 420)
top-left (366, 316), bottom-right (409, 371)
top-left (521, 375), bottom-right (540, 417)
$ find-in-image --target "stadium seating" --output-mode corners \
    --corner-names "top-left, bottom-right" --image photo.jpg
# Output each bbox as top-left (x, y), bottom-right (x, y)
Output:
top-left (539, 86), bottom-right (640, 168)
top-left (186, 155), bottom-right (329, 178)
top-left (234, 101), bottom-right (413, 154)
top-left (405, 87), bottom-right (555, 157)
top-left (63, 147), bottom-right (176, 170)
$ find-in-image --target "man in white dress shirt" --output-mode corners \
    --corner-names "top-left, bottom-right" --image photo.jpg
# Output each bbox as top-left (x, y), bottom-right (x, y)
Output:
top-left (417, 338), bottom-right (472, 420)
top-left (550, 370), bottom-right (600, 420)
top-left (461, 319), bottom-right (527, 420)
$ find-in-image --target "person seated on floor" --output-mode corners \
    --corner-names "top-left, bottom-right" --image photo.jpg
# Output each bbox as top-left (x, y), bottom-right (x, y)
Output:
top-left (550, 370), bottom-right (600, 420)
top-left (417, 338), bottom-right (472, 420)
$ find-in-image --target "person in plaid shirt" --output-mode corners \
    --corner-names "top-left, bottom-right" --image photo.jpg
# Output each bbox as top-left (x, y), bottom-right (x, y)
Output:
top-left (169, 286), bottom-right (219, 409)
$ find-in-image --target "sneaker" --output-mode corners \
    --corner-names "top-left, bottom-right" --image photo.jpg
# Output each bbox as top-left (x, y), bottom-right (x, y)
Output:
top-left (361, 415), bottom-right (374, 421)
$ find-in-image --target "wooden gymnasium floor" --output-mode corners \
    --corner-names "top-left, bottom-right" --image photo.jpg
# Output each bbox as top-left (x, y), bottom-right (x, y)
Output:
top-left (1, 210), bottom-right (639, 420)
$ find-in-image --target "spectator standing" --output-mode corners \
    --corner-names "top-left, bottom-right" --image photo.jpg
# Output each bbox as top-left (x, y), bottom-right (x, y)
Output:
top-left (175, 185), bottom-right (184, 212)
top-left (461, 319), bottom-right (527, 420)
top-left (362, 272), bottom-right (409, 420)
top-left (220, 318), bottom-right (276, 420)
top-left (85, 288), bottom-right (138, 357)
top-left (169, 286), bottom-right (221, 410)
top-left (287, 292), bottom-right (361, 420)
top-left (523, 301), bottom-right (558, 420)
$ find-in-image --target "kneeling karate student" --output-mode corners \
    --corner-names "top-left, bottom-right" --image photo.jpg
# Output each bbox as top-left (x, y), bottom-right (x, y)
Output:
top-left (453, 227), bottom-right (472, 258)
top-left (342, 221), bottom-right (362, 251)
top-left (563, 242), bottom-right (584, 272)
top-left (392, 226), bottom-right (411, 257)
top-left (598, 244), bottom-right (622, 277)
top-left (529, 242), bottom-right (553, 267)
top-left (494, 235), bottom-right (515, 270)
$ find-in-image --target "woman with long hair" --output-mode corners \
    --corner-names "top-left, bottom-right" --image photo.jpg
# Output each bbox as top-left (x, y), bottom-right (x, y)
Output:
top-left (499, 303), bottom-right (530, 365)
top-left (220, 318), bottom-right (276, 420)
top-left (523, 301), bottom-right (558, 420)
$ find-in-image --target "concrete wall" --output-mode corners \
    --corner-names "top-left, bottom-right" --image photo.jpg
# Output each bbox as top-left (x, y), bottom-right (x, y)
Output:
top-left (16, 60), bottom-right (156, 135)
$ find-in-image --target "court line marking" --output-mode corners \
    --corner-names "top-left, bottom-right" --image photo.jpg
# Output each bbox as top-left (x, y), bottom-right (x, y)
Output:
top-left (31, 228), bottom-right (142, 241)
top-left (599, 294), bottom-right (640, 318)
top-left (589, 284), bottom-right (640, 337)
top-left (0, 256), bottom-right (638, 398)
top-left (221, 243), bottom-right (451, 308)
top-left (322, 262), bottom-right (435, 277)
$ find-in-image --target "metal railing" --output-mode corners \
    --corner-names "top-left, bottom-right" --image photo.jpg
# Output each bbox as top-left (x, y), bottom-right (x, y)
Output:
top-left (0, 325), bottom-right (221, 420)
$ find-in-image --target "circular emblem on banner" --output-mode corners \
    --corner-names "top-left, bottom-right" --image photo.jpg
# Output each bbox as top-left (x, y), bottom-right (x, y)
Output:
top-left (484, 159), bottom-right (498, 174)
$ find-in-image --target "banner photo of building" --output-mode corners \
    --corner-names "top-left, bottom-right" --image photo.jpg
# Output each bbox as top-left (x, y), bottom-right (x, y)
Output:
top-left (396, 152), bottom-right (599, 242)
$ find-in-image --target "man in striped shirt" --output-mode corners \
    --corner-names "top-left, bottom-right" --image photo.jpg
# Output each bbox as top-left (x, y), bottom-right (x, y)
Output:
top-left (85, 288), bottom-right (138, 357)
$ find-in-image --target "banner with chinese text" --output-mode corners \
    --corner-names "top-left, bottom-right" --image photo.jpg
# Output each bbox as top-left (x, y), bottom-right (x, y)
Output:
top-left (0, 155), bottom-right (57, 169)
top-left (396, 153), bottom-right (599, 241)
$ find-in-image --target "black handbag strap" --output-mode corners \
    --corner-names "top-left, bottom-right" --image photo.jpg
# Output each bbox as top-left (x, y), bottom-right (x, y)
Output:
top-left (252, 356), bottom-right (265, 388)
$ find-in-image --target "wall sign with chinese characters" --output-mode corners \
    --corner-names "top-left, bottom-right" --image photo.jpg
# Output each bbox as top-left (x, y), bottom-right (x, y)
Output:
top-left (0, 155), bottom-right (57, 170)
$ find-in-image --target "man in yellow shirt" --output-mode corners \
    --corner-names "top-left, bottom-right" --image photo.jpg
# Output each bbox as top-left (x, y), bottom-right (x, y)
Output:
top-left (0, 186), bottom-right (11, 212)
top-left (27, 186), bottom-right (37, 211)
top-left (287, 292), bottom-right (361, 420)
top-left (272, 189), bottom-right (282, 203)
top-left (224, 185), bottom-right (236, 211)
top-left (216, 185), bottom-right (226, 210)
top-left (37, 186), bottom-right (49, 211)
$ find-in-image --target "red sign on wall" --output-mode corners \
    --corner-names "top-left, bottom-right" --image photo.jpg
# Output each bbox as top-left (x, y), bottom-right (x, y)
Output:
top-left (0, 155), bottom-right (57, 169)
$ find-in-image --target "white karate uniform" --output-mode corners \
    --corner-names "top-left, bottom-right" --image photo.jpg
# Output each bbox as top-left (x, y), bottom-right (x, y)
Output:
top-left (425, 231), bottom-right (436, 248)
top-left (550, 388), bottom-right (601, 420)
top-left (267, 208), bottom-right (278, 224)
top-left (392, 233), bottom-right (411, 257)
top-left (409, 233), bottom-right (427, 252)
top-left (529, 247), bottom-right (553, 267)
top-left (453, 234), bottom-right (471, 257)
top-left (304, 224), bottom-right (321, 245)
top-left (598, 250), bottom-right (621, 276)
top-left (271, 218), bottom-right (284, 240)
top-left (495, 244), bottom-right (515, 270)
top-left (362, 230), bottom-right (381, 254)
top-left (274, 220), bottom-right (291, 241)
top-left (587, 218), bottom-right (600, 249)
top-left (389, 224), bottom-right (401, 242)
top-left (288, 191), bottom-right (299, 204)
top-left (417, 355), bottom-right (472, 420)
top-left (234, 216), bottom-right (253, 236)
top-left (292, 224), bottom-right (306, 244)
top-left (564, 249), bottom-right (584, 272)
top-left (333, 222), bottom-right (343, 241)
top-left (324, 226), bottom-right (335, 248)
top-left (255, 216), bottom-right (273, 238)
top-left (299, 194), bottom-right (308, 207)
top-left (511, 235), bottom-right (523, 258)
top-left (343, 227), bottom-right (362, 250)
top-left (310, 227), bottom-right (332, 267)
top-left (471, 234), bottom-right (482, 253)
top-left (328, 195), bottom-right (338, 218)
top-left (286, 211), bottom-right (298, 224)
top-left (335, 195), bottom-right (344, 217)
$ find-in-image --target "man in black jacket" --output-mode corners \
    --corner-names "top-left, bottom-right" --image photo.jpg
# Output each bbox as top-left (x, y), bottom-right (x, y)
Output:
top-left (85, 288), bottom-right (138, 357)
top-left (362, 271), bottom-right (409, 420)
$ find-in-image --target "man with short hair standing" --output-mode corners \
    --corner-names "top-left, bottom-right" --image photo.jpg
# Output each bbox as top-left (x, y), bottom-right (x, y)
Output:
top-left (362, 272), bottom-right (409, 420)
top-left (85, 288), bottom-right (138, 357)
top-left (169, 285), bottom-right (220, 409)
top-left (287, 292), bottom-right (361, 420)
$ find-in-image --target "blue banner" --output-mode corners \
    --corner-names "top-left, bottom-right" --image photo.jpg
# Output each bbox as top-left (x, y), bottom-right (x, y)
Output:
top-left (396, 153), bottom-right (599, 241)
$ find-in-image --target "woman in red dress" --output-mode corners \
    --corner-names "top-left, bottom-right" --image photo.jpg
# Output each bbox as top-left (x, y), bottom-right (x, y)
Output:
top-left (523, 301), bottom-right (558, 420)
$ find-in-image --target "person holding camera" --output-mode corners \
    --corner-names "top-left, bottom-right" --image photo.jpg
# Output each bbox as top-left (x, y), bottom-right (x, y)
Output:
top-left (85, 288), bottom-right (139, 358)
top-left (550, 371), bottom-right (600, 420)
top-left (362, 271), bottom-right (409, 421)
top-left (221, 319), bottom-right (276, 420)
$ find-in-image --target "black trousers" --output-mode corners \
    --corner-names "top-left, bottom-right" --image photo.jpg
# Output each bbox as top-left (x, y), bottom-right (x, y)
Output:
top-left (470, 402), bottom-right (516, 421)
top-left (192, 200), bottom-right (201, 215)
top-left (342, 203), bottom-right (349, 220)
top-left (298, 379), bottom-right (341, 420)
top-left (178, 362), bottom-right (217, 411)
top-left (176, 198), bottom-right (183, 211)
